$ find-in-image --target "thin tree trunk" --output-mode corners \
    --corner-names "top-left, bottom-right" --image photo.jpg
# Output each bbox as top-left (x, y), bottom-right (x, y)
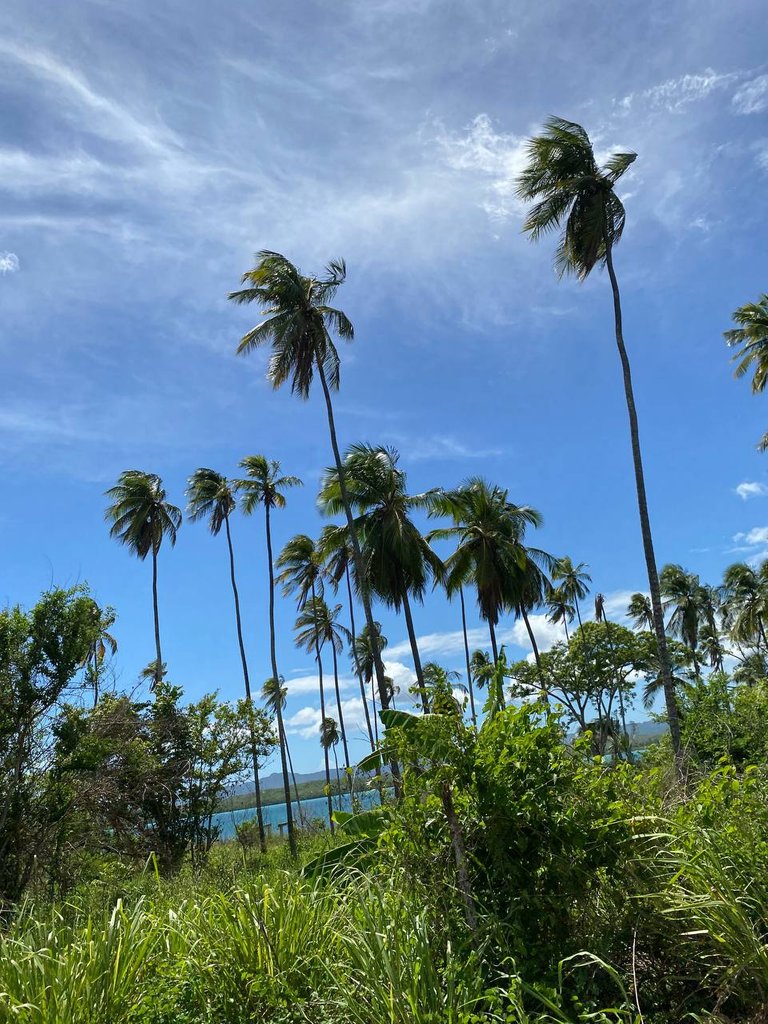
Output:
top-left (488, 618), bottom-right (499, 663)
top-left (151, 543), bottom-right (162, 687)
top-left (265, 502), bottom-right (297, 856)
top-left (370, 675), bottom-right (379, 745)
top-left (440, 781), bottom-right (478, 932)
top-left (285, 733), bottom-right (304, 824)
top-left (402, 591), bottom-right (427, 712)
top-left (224, 514), bottom-right (266, 853)
top-left (522, 607), bottom-right (549, 706)
top-left (563, 616), bottom-right (571, 643)
top-left (331, 644), bottom-right (351, 774)
top-left (347, 565), bottom-right (375, 749)
top-left (459, 587), bottom-right (477, 726)
top-left (333, 748), bottom-right (341, 808)
top-left (604, 242), bottom-right (683, 775)
top-left (312, 583), bottom-right (335, 833)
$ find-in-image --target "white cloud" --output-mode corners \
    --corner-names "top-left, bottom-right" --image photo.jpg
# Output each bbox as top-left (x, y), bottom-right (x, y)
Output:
top-left (619, 70), bottom-right (740, 113)
top-left (733, 75), bottom-right (768, 114)
top-left (284, 671), bottom-right (358, 697)
top-left (0, 251), bottom-right (19, 274)
top-left (387, 433), bottom-right (504, 462)
top-left (437, 113), bottom-right (528, 219)
top-left (733, 526), bottom-right (768, 546)
top-left (736, 481), bottom-right (768, 500)
top-left (286, 695), bottom-right (384, 741)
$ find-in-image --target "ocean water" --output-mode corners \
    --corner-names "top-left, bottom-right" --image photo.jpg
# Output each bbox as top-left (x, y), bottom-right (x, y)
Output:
top-left (212, 788), bottom-right (382, 840)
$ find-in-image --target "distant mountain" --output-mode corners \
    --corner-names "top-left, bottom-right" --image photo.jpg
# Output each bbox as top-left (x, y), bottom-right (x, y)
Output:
top-left (228, 769), bottom-right (327, 796)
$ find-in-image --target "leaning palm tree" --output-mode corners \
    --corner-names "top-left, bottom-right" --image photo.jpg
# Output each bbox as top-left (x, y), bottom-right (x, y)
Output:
top-left (187, 467), bottom-right (267, 852)
top-left (319, 444), bottom-right (443, 713)
top-left (229, 252), bottom-right (389, 714)
top-left (236, 455), bottom-right (302, 857)
top-left (104, 471), bottom-right (181, 687)
top-left (319, 523), bottom-right (375, 749)
top-left (552, 557), bottom-right (591, 629)
top-left (724, 294), bottom-right (768, 450)
top-left (293, 596), bottom-right (335, 832)
top-left (546, 585), bottom-right (576, 642)
top-left (517, 117), bottom-right (683, 767)
top-left (320, 717), bottom-right (343, 810)
top-left (660, 563), bottom-right (711, 676)
top-left (262, 676), bottom-right (304, 821)
top-left (312, 600), bottom-right (352, 773)
top-left (721, 561), bottom-right (768, 655)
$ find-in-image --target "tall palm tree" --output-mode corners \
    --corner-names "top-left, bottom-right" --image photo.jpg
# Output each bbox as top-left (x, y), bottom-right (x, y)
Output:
top-left (187, 467), bottom-right (267, 852)
top-left (236, 455), bottom-right (302, 857)
top-left (724, 294), bottom-right (768, 450)
top-left (627, 593), bottom-right (654, 632)
top-left (517, 117), bottom-right (683, 767)
top-left (104, 471), bottom-right (181, 687)
top-left (320, 717), bottom-right (342, 810)
top-left (292, 595), bottom-right (335, 832)
top-left (721, 561), bottom-right (768, 654)
top-left (314, 600), bottom-right (352, 773)
top-left (552, 557), bottom-right (591, 629)
top-left (428, 479), bottom-right (545, 663)
top-left (546, 585), bottom-right (576, 642)
top-left (229, 251), bottom-right (389, 714)
top-left (353, 622), bottom-right (388, 746)
top-left (319, 444), bottom-right (443, 713)
top-left (262, 675), bottom-right (304, 821)
top-left (319, 524), bottom-right (375, 749)
top-left (660, 563), bottom-right (712, 676)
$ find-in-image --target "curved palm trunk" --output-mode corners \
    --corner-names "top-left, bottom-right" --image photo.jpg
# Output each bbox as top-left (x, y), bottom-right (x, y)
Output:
top-left (311, 584), bottom-right (334, 834)
top-left (331, 644), bottom-right (351, 775)
top-left (459, 587), bottom-right (477, 727)
top-left (265, 503), bottom-right (297, 856)
top-left (224, 515), bottom-right (266, 853)
top-left (315, 355), bottom-right (400, 788)
top-left (402, 591), bottom-right (428, 712)
top-left (151, 544), bottom-right (162, 688)
top-left (604, 243), bottom-right (683, 774)
top-left (332, 747), bottom-right (341, 809)
top-left (370, 675), bottom-right (379, 745)
top-left (346, 566), bottom-right (375, 750)
top-left (285, 735), bottom-right (304, 824)
top-left (563, 617), bottom-right (571, 643)
top-left (488, 618), bottom-right (499, 664)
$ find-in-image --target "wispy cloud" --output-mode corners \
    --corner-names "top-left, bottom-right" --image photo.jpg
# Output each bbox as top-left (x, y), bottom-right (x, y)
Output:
top-left (733, 526), bottom-right (768, 546)
top-left (0, 251), bottom-right (19, 273)
top-left (618, 70), bottom-right (741, 114)
top-left (387, 433), bottom-right (504, 462)
top-left (732, 74), bottom-right (768, 114)
top-left (736, 481), bottom-right (768, 500)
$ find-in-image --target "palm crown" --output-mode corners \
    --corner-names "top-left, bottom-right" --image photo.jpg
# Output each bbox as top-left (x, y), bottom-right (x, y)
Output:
top-left (235, 455), bottom-right (302, 514)
top-left (516, 116), bottom-right (636, 280)
top-left (186, 468), bottom-right (236, 535)
top-left (228, 250), bottom-right (353, 397)
top-left (104, 471), bottom-right (181, 558)
top-left (725, 294), bottom-right (768, 394)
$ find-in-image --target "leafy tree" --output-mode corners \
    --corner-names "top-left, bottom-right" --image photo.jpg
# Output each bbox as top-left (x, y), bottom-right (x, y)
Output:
top-left (319, 444), bottom-right (442, 712)
top-left (187, 467), bottom-right (268, 852)
top-left (724, 294), bottom-right (768, 450)
top-left (236, 454), bottom-right (302, 856)
top-left (517, 117), bottom-right (683, 767)
top-left (104, 471), bottom-right (181, 687)
top-left (229, 251), bottom-right (389, 714)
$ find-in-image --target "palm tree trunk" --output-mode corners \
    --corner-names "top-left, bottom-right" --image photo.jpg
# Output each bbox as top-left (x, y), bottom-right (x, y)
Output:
top-left (265, 502), bottom-right (297, 856)
top-left (333, 748), bottom-right (341, 808)
top-left (459, 587), bottom-right (477, 727)
top-left (285, 734), bottom-right (304, 824)
top-left (224, 514), bottom-right (266, 853)
top-left (488, 618), bottom-right (499, 663)
top-left (402, 591), bottom-right (428, 712)
top-left (370, 675), bottom-right (379, 744)
top-left (522, 607), bottom-right (549, 706)
top-left (331, 644), bottom-right (351, 775)
top-left (347, 565), bottom-right (375, 749)
top-left (440, 781), bottom-right (478, 932)
top-left (151, 544), bottom-right (162, 688)
top-left (604, 242), bottom-right (683, 774)
top-left (312, 583), bottom-right (335, 833)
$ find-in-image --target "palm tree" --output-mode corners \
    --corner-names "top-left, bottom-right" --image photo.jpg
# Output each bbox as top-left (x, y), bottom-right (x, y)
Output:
top-left (292, 595), bottom-right (335, 831)
top-left (315, 600), bottom-right (352, 774)
top-left (469, 649), bottom-right (495, 691)
top-left (627, 593), bottom-right (654, 632)
top-left (187, 467), bottom-right (267, 852)
top-left (517, 116), bottom-right (683, 767)
top-left (84, 602), bottom-right (118, 706)
top-left (724, 294), bottom-right (768, 450)
top-left (319, 444), bottom-right (443, 713)
top-left (229, 251), bottom-right (390, 715)
top-left (236, 455), bottom-right (302, 857)
top-left (261, 676), bottom-right (304, 821)
top-left (546, 585), bottom-right (576, 642)
top-left (552, 557), bottom-right (591, 629)
top-left (104, 471), bottom-right (181, 687)
top-left (721, 561), bottom-right (768, 654)
top-left (319, 524), bottom-right (375, 749)
top-left (353, 622), bottom-right (388, 745)
top-left (427, 479), bottom-right (543, 664)
top-left (660, 563), bottom-right (713, 675)
top-left (320, 717), bottom-right (342, 810)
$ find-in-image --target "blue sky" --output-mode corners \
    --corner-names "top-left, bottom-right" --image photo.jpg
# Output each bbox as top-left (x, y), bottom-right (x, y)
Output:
top-left (1, 0), bottom-right (768, 773)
